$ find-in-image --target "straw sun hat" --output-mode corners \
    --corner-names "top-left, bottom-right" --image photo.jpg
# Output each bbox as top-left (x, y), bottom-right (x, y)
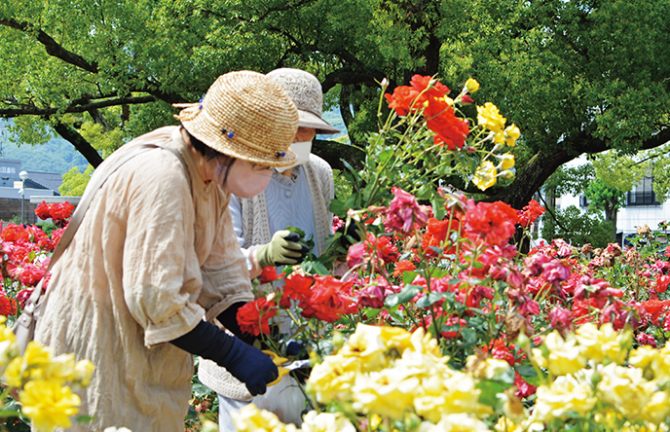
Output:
top-left (174, 70), bottom-right (299, 167)
top-left (267, 68), bottom-right (340, 134)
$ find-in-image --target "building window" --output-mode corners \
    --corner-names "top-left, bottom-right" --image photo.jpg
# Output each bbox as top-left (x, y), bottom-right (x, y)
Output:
top-left (627, 176), bottom-right (661, 206)
top-left (579, 195), bottom-right (589, 208)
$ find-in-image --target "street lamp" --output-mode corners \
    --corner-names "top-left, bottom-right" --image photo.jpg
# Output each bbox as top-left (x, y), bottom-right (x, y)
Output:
top-left (19, 170), bottom-right (28, 225)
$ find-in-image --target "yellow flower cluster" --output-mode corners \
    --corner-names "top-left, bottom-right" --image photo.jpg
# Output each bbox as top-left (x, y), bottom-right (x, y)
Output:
top-left (529, 323), bottom-right (670, 427)
top-left (476, 102), bottom-right (520, 147)
top-left (232, 404), bottom-right (356, 432)
top-left (532, 323), bottom-right (632, 376)
top-left (0, 317), bottom-right (94, 432)
top-left (307, 324), bottom-right (492, 426)
top-left (471, 100), bottom-right (518, 191)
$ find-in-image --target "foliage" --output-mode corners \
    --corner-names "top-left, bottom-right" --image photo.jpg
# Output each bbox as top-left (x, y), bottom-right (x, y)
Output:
top-left (59, 165), bottom-right (93, 197)
top-left (3, 0), bottom-right (670, 207)
top-left (541, 206), bottom-right (615, 249)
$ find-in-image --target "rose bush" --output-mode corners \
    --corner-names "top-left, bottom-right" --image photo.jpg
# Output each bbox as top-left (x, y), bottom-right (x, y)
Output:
top-left (227, 76), bottom-right (670, 432)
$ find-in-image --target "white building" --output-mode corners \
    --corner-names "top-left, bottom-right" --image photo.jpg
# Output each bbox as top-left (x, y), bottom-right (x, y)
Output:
top-left (555, 156), bottom-right (669, 243)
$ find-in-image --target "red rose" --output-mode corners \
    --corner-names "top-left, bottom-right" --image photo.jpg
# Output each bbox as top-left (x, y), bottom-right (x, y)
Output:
top-left (35, 201), bottom-right (51, 220)
top-left (259, 267), bottom-right (280, 285)
top-left (280, 274), bottom-right (313, 308)
top-left (236, 298), bottom-right (277, 337)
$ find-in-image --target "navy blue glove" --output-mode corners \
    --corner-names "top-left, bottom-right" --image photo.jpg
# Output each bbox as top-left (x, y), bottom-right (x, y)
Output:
top-left (170, 320), bottom-right (278, 396)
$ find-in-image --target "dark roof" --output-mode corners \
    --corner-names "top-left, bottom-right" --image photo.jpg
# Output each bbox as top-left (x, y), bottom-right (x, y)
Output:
top-left (26, 171), bottom-right (62, 192)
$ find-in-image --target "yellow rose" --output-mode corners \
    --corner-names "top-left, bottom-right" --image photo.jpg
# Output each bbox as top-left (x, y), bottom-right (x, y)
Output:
top-left (629, 346), bottom-right (658, 370)
top-left (352, 368), bottom-right (419, 419)
top-left (465, 78), bottom-right (480, 94)
top-left (597, 363), bottom-right (654, 419)
top-left (466, 356), bottom-right (511, 381)
top-left (35, 353), bottom-right (75, 385)
top-left (419, 414), bottom-right (491, 432)
top-left (338, 325), bottom-right (393, 372)
top-left (477, 102), bottom-right (506, 133)
top-left (307, 355), bottom-right (358, 403)
top-left (302, 411), bottom-right (356, 432)
top-left (72, 359), bottom-right (95, 388)
top-left (639, 390), bottom-right (670, 424)
top-left (414, 372), bottom-right (492, 423)
top-left (536, 331), bottom-right (586, 376)
top-left (19, 380), bottom-right (80, 432)
top-left (494, 417), bottom-right (522, 432)
top-left (504, 125), bottom-right (520, 147)
top-left (3, 357), bottom-right (24, 388)
top-left (23, 341), bottom-right (53, 369)
top-left (0, 320), bottom-right (17, 367)
top-left (575, 323), bottom-right (630, 365)
top-left (473, 161), bottom-right (497, 191)
top-left (497, 153), bottom-right (515, 171)
top-left (652, 342), bottom-right (670, 383)
top-left (532, 374), bottom-right (597, 422)
top-left (231, 404), bottom-right (298, 432)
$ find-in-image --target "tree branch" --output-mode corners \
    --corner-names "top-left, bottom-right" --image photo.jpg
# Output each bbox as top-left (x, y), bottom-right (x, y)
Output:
top-left (0, 17), bottom-right (99, 73)
top-left (0, 96), bottom-right (156, 118)
top-left (52, 121), bottom-right (104, 167)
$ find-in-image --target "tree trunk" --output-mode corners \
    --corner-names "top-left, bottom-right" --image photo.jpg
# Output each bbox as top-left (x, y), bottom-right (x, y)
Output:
top-left (605, 197), bottom-right (619, 243)
top-left (491, 149), bottom-right (572, 210)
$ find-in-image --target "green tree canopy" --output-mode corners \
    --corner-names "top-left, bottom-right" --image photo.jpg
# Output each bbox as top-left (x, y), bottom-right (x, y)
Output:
top-left (2, 0), bottom-right (670, 208)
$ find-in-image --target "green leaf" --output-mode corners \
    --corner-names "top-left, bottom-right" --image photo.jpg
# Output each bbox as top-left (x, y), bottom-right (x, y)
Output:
top-left (461, 327), bottom-right (477, 344)
top-left (285, 226), bottom-right (306, 239)
top-left (329, 198), bottom-right (348, 216)
top-left (301, 260), bottom-right (330, 276)
top-left (476, 380), bottom-right (511, 407)
top-left (466, 317), bottom-right (486, 329)
top-left (415, 291), bottom-right (447, 308)
top-left (401, 271), bottom-right (419, 285)
top-left (515, 364), bottom-right (537, 378)
top-left (385, 284), bottom-right (422, 307)
top-left (75, 415), bottom-right (95, 423)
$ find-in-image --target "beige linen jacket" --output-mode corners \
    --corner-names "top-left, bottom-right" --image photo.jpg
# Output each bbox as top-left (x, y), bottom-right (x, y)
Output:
top-left (35, 126), bottom-right (254, 432)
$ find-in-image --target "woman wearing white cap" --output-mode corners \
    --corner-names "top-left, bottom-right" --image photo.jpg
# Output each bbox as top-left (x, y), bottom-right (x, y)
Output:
top-left (198, 68), bottom-right (340, 430)
top-left (34, 71), bottom-right (299, 432)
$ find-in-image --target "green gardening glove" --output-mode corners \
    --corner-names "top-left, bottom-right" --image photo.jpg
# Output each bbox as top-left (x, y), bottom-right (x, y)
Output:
top-left (256, 230), bottom-right (310, 269)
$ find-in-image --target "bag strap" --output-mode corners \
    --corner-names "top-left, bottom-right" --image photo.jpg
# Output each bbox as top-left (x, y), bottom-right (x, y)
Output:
top-left (23, 143), bottom-right (191, 310)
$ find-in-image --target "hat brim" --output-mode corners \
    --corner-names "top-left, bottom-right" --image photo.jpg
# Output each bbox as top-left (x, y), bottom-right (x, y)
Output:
top-left (183, 120), bottom-right (298, 168)
top-left (298, 110), bottom-right (340, 134)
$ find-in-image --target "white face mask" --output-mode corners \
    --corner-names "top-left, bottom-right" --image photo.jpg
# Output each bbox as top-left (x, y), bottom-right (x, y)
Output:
top-left (220, 159), bottom-right (273, 198)
top-left (276, 141), bottom-right (312, 173)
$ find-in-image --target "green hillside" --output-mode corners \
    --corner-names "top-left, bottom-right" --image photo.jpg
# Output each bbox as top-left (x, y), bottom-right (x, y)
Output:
top-left (0, 121), bottom-right (89, 175)
top-left (0, 110), bottom-right (347, 176)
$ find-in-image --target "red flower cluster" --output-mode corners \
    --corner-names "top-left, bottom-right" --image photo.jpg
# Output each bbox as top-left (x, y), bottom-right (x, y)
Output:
top-left (421, 217), bottom-right (461, 257)
top-left (384, 75), bottom-right (470, 150)
top-left (463, 200), bottom-right (518, 247)
top-left (0, 220), bottom-right (65, 316)
top-left (517, 199), bottom-right (545, 228)
top-left (35, 201), bottom-right (74, 226)
top-left (236, 298), bottom-right (277, 336)
top-left (347, 233), bottom-right (400, 269)
top-left (279, 274), bottom-right (358, 323)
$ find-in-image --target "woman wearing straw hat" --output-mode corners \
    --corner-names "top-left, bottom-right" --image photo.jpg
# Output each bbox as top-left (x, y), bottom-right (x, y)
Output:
top-left (198, 68), bottom-right (340, 431)
top-left (34, 71), bottom-right (298, 432)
